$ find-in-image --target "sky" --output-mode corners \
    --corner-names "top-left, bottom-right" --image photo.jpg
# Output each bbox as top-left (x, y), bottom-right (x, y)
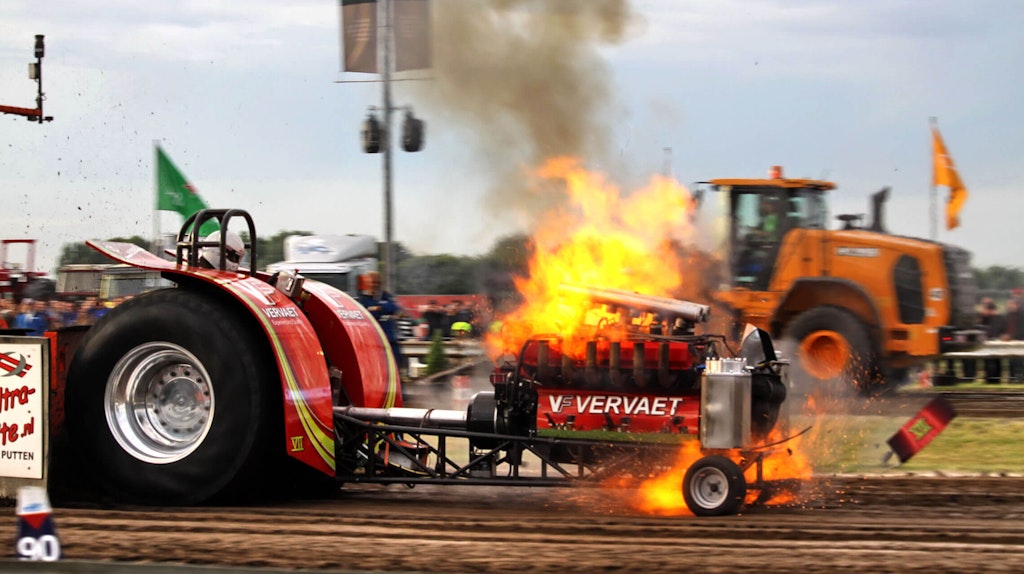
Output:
top-left (2, 0), bottom-right (1022, 276)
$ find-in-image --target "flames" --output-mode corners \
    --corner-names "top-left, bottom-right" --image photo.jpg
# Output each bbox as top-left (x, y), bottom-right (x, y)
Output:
top-left (486, 157), bottom-right (697, 360)
top-left (633, 431), bottom-right (814, 515)
top-left (633, 440), bottom-right (705, 515)
top-left (486, 157), bottom-right (815, 515)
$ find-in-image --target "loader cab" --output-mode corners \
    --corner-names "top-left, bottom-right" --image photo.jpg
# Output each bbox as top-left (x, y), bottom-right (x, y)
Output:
top-left (701, 167), bottom-right (834, 291)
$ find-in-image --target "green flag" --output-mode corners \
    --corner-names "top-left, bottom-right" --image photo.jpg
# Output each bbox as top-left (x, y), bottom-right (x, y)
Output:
top-left (155, 145), bottom-right (218, 236)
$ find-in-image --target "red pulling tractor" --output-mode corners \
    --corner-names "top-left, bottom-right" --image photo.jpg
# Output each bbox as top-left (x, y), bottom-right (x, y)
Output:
top-left (11, 210), bottom-right (794, 516)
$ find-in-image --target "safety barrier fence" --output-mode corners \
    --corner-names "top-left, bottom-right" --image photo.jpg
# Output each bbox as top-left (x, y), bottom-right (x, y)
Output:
top-left (400, 339), bottom-right (484, 361)
top-left (929, 341), bottom-right (1024, 386)
top-left (399, 339), bottom-right (1024, 387)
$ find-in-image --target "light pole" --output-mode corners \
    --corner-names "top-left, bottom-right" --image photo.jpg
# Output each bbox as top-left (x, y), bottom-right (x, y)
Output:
top-left (1, 34), bottom-right (53, 123)
top-left (360, 0), bottom-right (425, 294)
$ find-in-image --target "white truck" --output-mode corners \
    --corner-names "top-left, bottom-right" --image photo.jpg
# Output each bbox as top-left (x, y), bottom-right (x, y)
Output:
top-left (265, 234), bottom-right (378, 297)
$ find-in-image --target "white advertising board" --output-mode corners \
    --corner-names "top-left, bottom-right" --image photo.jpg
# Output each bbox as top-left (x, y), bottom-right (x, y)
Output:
top-left (0, 340), bottom-right (46, 479)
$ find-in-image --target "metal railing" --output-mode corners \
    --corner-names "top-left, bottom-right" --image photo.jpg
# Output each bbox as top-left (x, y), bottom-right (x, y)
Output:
top-left (400, 339), bottom-right (485, 362)
top-left (929, 341), bottom-right (1024, 385)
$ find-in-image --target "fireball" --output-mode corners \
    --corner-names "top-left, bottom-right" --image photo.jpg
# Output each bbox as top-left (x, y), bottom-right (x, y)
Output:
top-left (486, 157), bottom-right (697, 360)
top-left (485, 157), bottom-right (815, 515)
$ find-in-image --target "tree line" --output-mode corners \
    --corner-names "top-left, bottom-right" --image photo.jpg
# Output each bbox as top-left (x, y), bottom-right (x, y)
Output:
top-left (57, 233), bottom-right (1022, 301)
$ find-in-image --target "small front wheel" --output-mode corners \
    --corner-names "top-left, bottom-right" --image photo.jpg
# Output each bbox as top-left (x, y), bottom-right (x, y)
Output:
top-left (683, 455), bottom-right (746, 516)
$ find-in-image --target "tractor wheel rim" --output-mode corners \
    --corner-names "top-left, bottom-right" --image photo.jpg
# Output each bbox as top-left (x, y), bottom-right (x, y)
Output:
top-left (690, 466), bottom-right (729, 510)
top-left (799, 330), bottom-right (850, 380)
top-left (104, 342), bottom-right (215, 464)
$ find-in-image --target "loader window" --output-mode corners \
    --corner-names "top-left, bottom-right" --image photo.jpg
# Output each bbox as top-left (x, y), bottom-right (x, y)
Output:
top-left (732, 192), bottom-right (783, 290)
top-left (733, 193), bottom-right (782, 241)
top-left (893, 255), bottom-right (925, 324)
top-left (794, 190), bottom-right (828, 229)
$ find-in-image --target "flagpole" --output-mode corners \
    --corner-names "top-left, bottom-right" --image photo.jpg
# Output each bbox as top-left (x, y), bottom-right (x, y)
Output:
top-left (153, 140), bottom-right (161, 255)
top-left (929, 117), bottom-right (937, 241)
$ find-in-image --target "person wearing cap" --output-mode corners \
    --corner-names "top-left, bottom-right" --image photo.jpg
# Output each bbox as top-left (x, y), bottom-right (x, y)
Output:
top-left (356, 271), bottom-right (406, 379)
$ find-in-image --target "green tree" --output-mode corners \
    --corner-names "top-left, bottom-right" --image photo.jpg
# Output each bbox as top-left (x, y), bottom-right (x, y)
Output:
top-left (973, 265), bottom-right (1024, 301)
top-left (395, 254), bottom-right (480, 294)
top-left (423, 329), bottom-right (449, 376)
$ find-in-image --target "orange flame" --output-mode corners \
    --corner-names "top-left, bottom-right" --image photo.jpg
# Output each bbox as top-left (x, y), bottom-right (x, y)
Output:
top-left (633, 440), bottom-right (704, 516)
top-left (632, 430), bottom-right (815, 515)
top-left (486, 157), bottom-right (697, 360)
top-left (482, 157), bottom-right (816, 515)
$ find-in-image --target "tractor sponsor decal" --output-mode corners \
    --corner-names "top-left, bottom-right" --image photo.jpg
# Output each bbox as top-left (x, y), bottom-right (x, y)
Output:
top-left (539, 389), bottom-right (697, 434)
top-left (261, 306), bottom-right (304, 326)
top-left (335, 309), bottom-right (367, 321)
top-left (548, 393), bottom-right (686, 417)
top-left (302, 280), bottom-right (399, 410)
top-left (0, 342), bottom-right (45, 479)
top-left (263, 306), bottom-right (300, 319)
top-left (314, 288), bottom-right (372, 323)
top-left (0, 352), bottom-right (33, 378)
top-left (836, 247), bottom-right (880, 258)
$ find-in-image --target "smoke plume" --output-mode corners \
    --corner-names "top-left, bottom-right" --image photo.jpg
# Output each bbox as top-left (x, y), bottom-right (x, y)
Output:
top-left (412, 0), bottom-right (638, 223)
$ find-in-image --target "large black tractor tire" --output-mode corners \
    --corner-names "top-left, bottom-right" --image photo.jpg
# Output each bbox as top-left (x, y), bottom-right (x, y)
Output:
top-left (65, 288), bottom-right (281, 505)
top-left (682, 455), bottom-right (746, 517)
top-left (783, 306), bottom-right (885, 396)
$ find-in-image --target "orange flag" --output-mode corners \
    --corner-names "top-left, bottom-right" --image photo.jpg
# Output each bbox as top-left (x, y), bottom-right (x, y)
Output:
top-left (931, 124), bottom-right (968, 230)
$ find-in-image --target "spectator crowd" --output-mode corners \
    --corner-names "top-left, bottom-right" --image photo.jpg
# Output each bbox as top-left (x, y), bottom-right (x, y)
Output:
top-left (0, 295), bottom-right (130, 335)
top-left (954, 289), bottom-right (1024, 383)
top-left (404, 299), bottom-right (487, 342)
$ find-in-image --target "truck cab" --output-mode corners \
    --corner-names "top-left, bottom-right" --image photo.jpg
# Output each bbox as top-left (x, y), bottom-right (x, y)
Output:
top-left (265, 234), bottom-right (378, 298)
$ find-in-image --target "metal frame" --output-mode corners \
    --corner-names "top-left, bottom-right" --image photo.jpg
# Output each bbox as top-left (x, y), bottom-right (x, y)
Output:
top-left (335, 413), bottom-right (686, 486)
top-left (175, 209), bottom-right (258, 275)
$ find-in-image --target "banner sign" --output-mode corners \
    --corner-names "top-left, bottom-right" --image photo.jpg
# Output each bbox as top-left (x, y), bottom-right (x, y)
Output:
top-left (341, 0), bottom-right (378, 73)
top-left (0, 341), bottom-right (46, 480)
top-left (395, 0), bottom-right (431, 71)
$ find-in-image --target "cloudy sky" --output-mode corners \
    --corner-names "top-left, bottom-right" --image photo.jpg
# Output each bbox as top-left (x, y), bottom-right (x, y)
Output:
top-left (2, 0), bottom-right (1022, 275)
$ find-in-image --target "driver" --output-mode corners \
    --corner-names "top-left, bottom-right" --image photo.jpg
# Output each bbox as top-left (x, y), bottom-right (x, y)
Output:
top-left (756, 201), bottom-right (779, 240)
top-left (199, 230), bottom-right (245, 271)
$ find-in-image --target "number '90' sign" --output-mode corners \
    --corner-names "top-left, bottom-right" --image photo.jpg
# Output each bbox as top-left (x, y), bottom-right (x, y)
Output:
top-left (16, 534), bottom-right (61, 561)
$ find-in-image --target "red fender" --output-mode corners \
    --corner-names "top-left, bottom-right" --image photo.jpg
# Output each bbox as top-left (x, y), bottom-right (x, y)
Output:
top-left (87, 242), bottom-right (404, 473)
top-left (300, 280), bottom-right (402, 410)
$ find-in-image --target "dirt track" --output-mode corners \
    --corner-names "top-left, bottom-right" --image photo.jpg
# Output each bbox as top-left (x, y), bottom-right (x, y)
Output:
top-left (6, 474), bottom-right (1024, 573)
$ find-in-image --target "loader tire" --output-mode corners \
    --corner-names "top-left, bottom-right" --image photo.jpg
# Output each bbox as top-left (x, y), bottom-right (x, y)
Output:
top-left (65, 288), bottom-right (280, 505)
top-left (784, 306), bottom-right (885, 396)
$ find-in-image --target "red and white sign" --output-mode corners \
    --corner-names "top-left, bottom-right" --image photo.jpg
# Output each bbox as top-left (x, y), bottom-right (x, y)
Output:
top-left (0, 342), bottom-right (45, 479)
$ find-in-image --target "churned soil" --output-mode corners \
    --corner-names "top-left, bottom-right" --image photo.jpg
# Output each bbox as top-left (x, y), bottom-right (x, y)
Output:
top-left (4, 474), bottom-right (1024, 573)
